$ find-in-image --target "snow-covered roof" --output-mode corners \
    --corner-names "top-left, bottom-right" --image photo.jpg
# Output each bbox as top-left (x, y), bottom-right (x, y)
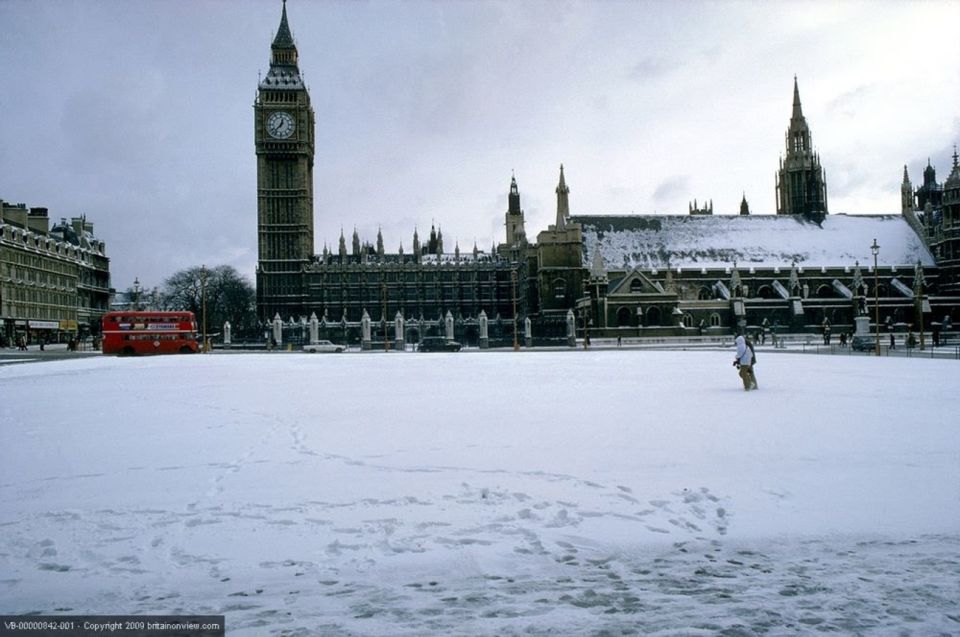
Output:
top-left (259, 65), bottom-right (304, 90)
top-left (574, 214), bottom-right (934, 271)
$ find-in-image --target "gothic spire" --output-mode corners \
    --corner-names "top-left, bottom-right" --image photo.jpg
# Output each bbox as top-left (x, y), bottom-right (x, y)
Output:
top-left (261, 0), bottom-right (302, 89)
top-left (777, 76), bottom-right (827, 222)
top-left (273, 1), bottom-right (296, 49)
top-left (786, 77), bottom-right (811, 154)
top-left (901, 165), bottom-right (915, 216)
top-left (791, 75), bottom-right (803, 122)
top-left (555, 164), bottom-right (570, 230)
top-left (508, 174), bottom-right (521, 215)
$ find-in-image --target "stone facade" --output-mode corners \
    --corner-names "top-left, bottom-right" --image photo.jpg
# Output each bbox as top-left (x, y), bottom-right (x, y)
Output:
top-left (776, 78), bottom-right (828, 224)
top-left (255, 1), bottom-right (315, 321)
top-left (0, 200), bottom-right (111, 344)
top-left (904, 150), bottom-right (960, 296)
top-left (252, 5), bottom-right (958, 346)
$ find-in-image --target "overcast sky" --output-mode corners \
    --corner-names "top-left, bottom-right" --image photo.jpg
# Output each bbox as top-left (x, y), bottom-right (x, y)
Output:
top-left (2, 0), bottom-right (959, 290)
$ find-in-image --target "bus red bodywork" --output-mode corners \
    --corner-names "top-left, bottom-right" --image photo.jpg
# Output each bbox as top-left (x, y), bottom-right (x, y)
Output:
top-left (101, 311), bottom-right (200, 355)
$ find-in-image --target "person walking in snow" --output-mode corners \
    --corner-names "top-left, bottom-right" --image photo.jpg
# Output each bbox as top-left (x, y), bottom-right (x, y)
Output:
top-left (733, 334), bottom-right (758, 391)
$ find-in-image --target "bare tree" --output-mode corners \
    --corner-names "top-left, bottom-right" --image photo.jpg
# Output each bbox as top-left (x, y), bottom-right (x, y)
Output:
top-left (161, 265), bottom-right (256, 336)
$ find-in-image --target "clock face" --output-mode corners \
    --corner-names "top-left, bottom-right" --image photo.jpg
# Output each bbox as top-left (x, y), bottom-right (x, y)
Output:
top-left (266, 111), bottom-right (295, 139)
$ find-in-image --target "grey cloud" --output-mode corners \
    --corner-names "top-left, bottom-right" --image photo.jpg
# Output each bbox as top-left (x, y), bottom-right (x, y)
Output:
top-left (826, 84), bottom-right (876, 117)
top-left (628, 56), bottom-right (681, 82)
top-left (653, 175), bottom-right (689, 205)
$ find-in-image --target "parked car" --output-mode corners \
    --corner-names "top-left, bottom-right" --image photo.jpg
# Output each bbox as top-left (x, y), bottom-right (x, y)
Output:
top-left (303, 340), bottom-right (345, 353)
top-left (417, 337), bottom-right (461, 352)
top-left (851, 335), bottom-right (876, 352)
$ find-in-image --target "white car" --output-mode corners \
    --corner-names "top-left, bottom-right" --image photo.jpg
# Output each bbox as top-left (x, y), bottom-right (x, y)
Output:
top-left (303, 340), bottom-right (345, 353)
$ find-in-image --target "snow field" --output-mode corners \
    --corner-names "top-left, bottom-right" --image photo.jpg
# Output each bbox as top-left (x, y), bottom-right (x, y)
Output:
top-left (0, 350), bottom-right (958, 635)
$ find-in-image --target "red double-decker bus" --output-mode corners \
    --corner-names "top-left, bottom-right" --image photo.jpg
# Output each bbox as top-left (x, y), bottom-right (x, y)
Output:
top-left (101, 311), bottom-right (200, 355)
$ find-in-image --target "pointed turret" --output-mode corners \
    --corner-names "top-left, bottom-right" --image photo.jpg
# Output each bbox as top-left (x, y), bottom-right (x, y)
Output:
top-left (740, 192), bottom-right (750, 215)
top-left (555, 164), bottom-right (570, 229)
top-left (508, 173), bottom-right (521, 215)
top-left (338, 229), bottom-right (347, 260)
top-left (791, 75), bottom-right (804, 122)
top-left (436, 226), bottom-right (444, 254)
top-left (376, 227), bottom-right (384, 259)
top-left (273, 0), bottom-right (295, 50)
top-left (505, 173), bottom-right (527, 246)
top-left (260, 0), bottom-right (303, 87)
top-left (352, 228), bottom-right (361, 256)
top-left (589, 248), bottom-right (606, 281)
top-left (776, 76), bottom-right (828, 223)
top-left (949, 146), bottom-right (960, 187)
top-left (412, 227), bottom-right (421, 259)
top-left (923, 158), bottom-right (937, 187)
top-left (787, 76), bottom-right (811, 154)
top-left (901, 165), bottom-right (914, 216)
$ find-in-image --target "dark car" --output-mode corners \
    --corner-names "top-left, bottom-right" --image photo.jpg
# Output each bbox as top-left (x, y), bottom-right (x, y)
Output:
top-left (851, 335), bottom-right (877, 352)
top-left (417, 337), bottom-right (461, 352)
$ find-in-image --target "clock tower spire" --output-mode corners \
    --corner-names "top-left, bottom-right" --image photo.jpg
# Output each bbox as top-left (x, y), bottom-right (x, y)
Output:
top-left (255, 0), bottom-right (316, 321)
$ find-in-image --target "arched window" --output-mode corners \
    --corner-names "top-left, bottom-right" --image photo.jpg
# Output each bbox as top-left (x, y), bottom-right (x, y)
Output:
top-left (553, 278), bottom-right (567, 300)
top-left (710, 312), bottom-right (722, 327)
top-left (616, 306), bottom-right (632, 327)
top-left (646, 306), bottom-right (662, 326)
top-left (629, 279), bottom-right (644, 293)
top-left (816, 285), bottom-right (832, 298)
top-left (682, 313), bottom-right (693, 328)
top-left (698, 287), bottom-right (712, 300)
top-left (757, 285), bottom-right (773, 299)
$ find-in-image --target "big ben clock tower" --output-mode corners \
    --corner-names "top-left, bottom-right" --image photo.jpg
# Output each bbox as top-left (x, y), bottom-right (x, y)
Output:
top-left (255, 0), bottom-right (314, 321)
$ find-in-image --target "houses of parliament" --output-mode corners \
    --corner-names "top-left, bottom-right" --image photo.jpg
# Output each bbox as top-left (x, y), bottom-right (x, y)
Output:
top-left (255, 2), bottom-right (960, 345)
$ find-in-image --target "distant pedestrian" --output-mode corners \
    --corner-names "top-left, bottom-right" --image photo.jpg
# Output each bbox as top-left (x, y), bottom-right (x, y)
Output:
top-left (18, 336), bottom-right (27, 351)
top-left (932, 327), bottom-right (940, 347)
top-left (839, 332), bottom-right (847, 347)
top-left (733, 334), bottom-right (758, 391)
top-left (616, 335), bottom-right (622, 347)
top-left (889, 333), bottom-right (895, 350)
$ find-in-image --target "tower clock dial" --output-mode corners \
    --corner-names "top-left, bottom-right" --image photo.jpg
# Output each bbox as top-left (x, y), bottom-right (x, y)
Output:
top-left (266, 111), bottom-right (296, 139)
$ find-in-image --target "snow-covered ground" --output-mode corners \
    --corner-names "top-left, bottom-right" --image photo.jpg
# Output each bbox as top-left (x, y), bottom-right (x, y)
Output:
top-left (1, 350), bottom-right (958, 635)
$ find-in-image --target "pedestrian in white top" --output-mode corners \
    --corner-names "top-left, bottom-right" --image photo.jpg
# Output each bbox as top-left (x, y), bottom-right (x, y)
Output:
top-left (734, 334), bottom-right (758, 391)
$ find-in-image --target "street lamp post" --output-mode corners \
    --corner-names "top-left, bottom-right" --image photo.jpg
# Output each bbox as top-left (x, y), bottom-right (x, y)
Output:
top-left (870, 240), bottom-right (880, 357)
top-left (200, 264), bottom-right (208, 353)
